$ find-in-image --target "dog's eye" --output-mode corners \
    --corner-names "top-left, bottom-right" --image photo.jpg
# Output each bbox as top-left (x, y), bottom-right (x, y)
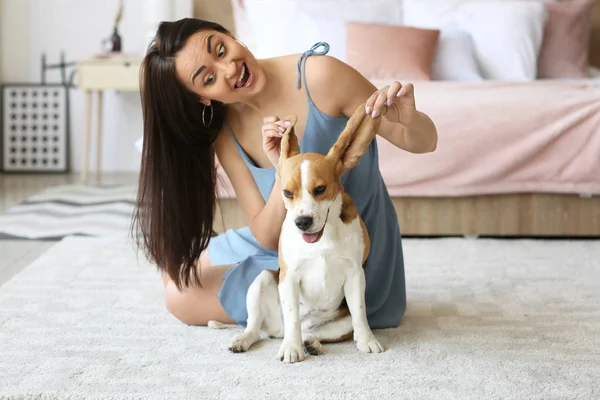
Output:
top-left (314, 185), bottom-right (326, 195)
top-left (283, 190), bottom-right (294, 199)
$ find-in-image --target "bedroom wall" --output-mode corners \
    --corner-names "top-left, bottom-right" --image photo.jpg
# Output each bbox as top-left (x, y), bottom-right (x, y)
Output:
top-left (1, 0), bottom-right (193, 173)
top-left (1, 0), bottom-right (147, 172)
top-left (0, 0), bottom-right (30, 83)
top-left (28, 0), bottom-right (148, 173)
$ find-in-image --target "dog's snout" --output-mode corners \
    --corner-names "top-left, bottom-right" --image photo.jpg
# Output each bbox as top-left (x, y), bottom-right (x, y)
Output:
top-left (294, 216), bottom-right (313, 231)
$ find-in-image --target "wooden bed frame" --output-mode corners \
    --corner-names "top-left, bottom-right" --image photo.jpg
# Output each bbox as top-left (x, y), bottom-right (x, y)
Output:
top-left (214, 195), bottom-right (600, 237)
top-left (198, 0), bottom-right (600, 238)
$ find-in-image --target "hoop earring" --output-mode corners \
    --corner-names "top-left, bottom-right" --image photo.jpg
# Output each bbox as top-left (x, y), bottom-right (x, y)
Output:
top-left (202, 104), bottom-right (214, 127)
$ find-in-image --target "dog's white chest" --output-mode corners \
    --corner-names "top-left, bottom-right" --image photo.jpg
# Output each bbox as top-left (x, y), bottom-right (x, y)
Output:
top-left (298, 255), bottom-right (347, 309)
top-left (281, 216), bottom-right (365, 315)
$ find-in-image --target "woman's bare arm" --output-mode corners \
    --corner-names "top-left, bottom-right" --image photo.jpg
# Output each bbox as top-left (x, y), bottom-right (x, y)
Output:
top-left (213, 129), bottom-right (285, 251)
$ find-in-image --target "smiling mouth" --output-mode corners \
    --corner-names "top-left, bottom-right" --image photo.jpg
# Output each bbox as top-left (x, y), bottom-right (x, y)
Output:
top-left (235, 62), bottom-right (253, 89)
top-left (300, 210), bottom-right (329, 244)
top-left (302, 226), bottom-right (325, 244)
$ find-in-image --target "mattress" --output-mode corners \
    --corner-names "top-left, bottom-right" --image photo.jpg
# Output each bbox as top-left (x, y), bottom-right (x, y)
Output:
top-left (215, 78), bottom-right (600, 199)
top-left (370, 78), bottom-right (600, 197)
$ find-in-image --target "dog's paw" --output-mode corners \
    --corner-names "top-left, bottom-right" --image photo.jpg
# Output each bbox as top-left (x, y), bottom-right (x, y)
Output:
top-left (228, 331), bottom-right (260, 353)
top-left (303, 338), bottom-right (324, 356)
top-left (356, 333), bottom-right (384, 353)
top-left (277, 340), bottom-right (306, 363)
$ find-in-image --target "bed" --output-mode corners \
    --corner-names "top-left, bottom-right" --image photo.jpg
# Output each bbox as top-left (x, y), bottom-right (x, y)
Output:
top-left (195, 0), bottom-right (600, 237)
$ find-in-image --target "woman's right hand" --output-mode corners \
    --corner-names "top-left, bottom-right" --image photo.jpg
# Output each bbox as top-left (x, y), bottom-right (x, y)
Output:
top-left (262, 116), bottom-right (291, 167)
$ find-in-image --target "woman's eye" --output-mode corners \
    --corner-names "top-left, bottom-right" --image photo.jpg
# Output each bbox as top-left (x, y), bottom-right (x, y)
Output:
top-left (217, 44), bottom-right (225, 57)
top-left (204, 73), bottom-right (214, 86)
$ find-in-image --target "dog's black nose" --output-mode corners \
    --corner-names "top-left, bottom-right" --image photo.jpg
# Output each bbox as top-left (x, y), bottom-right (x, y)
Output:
top-left (295, 216), bottom-right (313, 231)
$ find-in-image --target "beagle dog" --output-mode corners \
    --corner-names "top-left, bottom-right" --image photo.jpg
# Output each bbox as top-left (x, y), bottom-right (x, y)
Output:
top-left (213, 104), bottom-right (384, 363)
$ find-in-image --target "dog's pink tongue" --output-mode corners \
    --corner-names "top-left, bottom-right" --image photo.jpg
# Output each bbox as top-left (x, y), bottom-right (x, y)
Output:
top-left (302, 233), bottom-right (320, 243)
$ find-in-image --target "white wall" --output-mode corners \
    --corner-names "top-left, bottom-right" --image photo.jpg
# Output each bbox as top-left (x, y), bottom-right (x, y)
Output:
top-left (1, 0), bottom-right (30, 83)
top-left (1, 0), bottom-right (193, 173)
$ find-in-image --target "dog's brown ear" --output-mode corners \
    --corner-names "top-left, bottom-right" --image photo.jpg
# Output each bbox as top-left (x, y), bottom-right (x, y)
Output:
top-left (326, 103), bottom-right (381, 174)
top-left (279, 114), bottom-right (300, 164)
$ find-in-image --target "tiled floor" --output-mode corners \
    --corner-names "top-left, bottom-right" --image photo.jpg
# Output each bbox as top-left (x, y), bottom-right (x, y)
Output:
top-left (0, 172), bottom-right (138, 287)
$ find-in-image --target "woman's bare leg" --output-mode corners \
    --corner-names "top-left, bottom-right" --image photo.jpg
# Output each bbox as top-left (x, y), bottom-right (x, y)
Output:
top-left (162, 250), bottom-right (236, 326)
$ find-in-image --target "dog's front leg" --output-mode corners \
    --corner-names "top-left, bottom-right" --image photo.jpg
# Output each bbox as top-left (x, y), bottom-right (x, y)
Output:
top-left (277, 273), bottom-right (305, 363)
top-left (343, 267), bottom-right (384, 353)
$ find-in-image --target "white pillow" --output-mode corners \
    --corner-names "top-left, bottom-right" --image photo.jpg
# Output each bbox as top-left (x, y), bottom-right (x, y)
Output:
top-left (459, 1), bottom-right (547, 81)
top-left (403, 0), bottom-right (466, 29)
top-left (242, 0), bottom-right (337, 59)
top-left (239, 0), bottom-right (404, 62)
top-left (403, 0), bottom-right (548, 81)
top-left (432, 26), bottom-right (484, 81)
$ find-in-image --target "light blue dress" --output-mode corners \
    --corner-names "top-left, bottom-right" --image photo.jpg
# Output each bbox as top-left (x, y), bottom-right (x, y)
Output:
top-left (208, 43), bottom-right (406, 329)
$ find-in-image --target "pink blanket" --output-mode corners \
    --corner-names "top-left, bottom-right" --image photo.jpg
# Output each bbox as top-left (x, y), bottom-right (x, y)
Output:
top-left (217, 79), bottom-right (600, 198)
top-left (374, 79), bottom-right (600, 197)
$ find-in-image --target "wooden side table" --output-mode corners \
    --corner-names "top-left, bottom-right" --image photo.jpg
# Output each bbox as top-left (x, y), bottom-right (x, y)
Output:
top-left (75, 56), bottom-right (142, 183)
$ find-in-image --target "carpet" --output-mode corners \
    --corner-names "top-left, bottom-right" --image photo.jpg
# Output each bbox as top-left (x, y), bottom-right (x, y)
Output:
top-left (0, 184), bottom-right (136, 240)
top-left (0, 237), bottom-right (599, 399)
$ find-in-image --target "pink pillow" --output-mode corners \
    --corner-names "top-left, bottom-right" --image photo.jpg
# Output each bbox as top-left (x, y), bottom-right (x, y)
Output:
top-left (537, 0), bottom-right (595, 79)
top-left (345, 22), bottom-right (440, 80)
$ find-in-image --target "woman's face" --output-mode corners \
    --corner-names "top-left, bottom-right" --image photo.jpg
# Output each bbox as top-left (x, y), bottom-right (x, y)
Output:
top-left (174, 30), bottom-right (263, 106)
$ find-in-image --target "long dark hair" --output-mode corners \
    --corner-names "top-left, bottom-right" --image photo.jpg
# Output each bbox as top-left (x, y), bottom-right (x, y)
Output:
top-left (132, 18), bottom-right (229, 290)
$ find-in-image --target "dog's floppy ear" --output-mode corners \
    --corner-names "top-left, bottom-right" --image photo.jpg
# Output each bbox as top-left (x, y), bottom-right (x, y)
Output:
top-left (326, 103), bottom-right (381, 174)
top-left (279, 114), bottom-right (300, 164)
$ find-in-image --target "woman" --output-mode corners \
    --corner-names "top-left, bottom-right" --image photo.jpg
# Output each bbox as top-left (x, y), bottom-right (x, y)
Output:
top-left (133, 18), bottom-right (437, 329)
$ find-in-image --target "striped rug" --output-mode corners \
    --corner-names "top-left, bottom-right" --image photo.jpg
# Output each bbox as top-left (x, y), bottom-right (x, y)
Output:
top-left (0, 184), bottom-right (137, 240)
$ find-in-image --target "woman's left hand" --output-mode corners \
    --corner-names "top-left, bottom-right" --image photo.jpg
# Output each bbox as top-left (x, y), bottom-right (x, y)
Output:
top-left (365, 81), bottom-right (416, 126)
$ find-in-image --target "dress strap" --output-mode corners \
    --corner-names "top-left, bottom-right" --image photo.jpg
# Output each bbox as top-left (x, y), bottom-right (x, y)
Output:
top-left (296, 42), bottom-right (330, 90)
top-left (224, 119), bottom-right (253, 166)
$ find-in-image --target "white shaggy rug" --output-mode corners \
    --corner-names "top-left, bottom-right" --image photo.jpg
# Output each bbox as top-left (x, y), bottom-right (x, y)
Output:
top-left (0, 236), bottom-right (599, 399)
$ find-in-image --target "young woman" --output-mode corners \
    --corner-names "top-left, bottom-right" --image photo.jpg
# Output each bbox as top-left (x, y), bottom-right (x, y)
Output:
top-left (133, 18), bottom-right (437, 329)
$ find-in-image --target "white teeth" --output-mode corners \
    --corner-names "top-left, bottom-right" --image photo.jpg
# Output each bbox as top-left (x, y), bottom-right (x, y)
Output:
top-left (238, 64), bottom-right (246, 83)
